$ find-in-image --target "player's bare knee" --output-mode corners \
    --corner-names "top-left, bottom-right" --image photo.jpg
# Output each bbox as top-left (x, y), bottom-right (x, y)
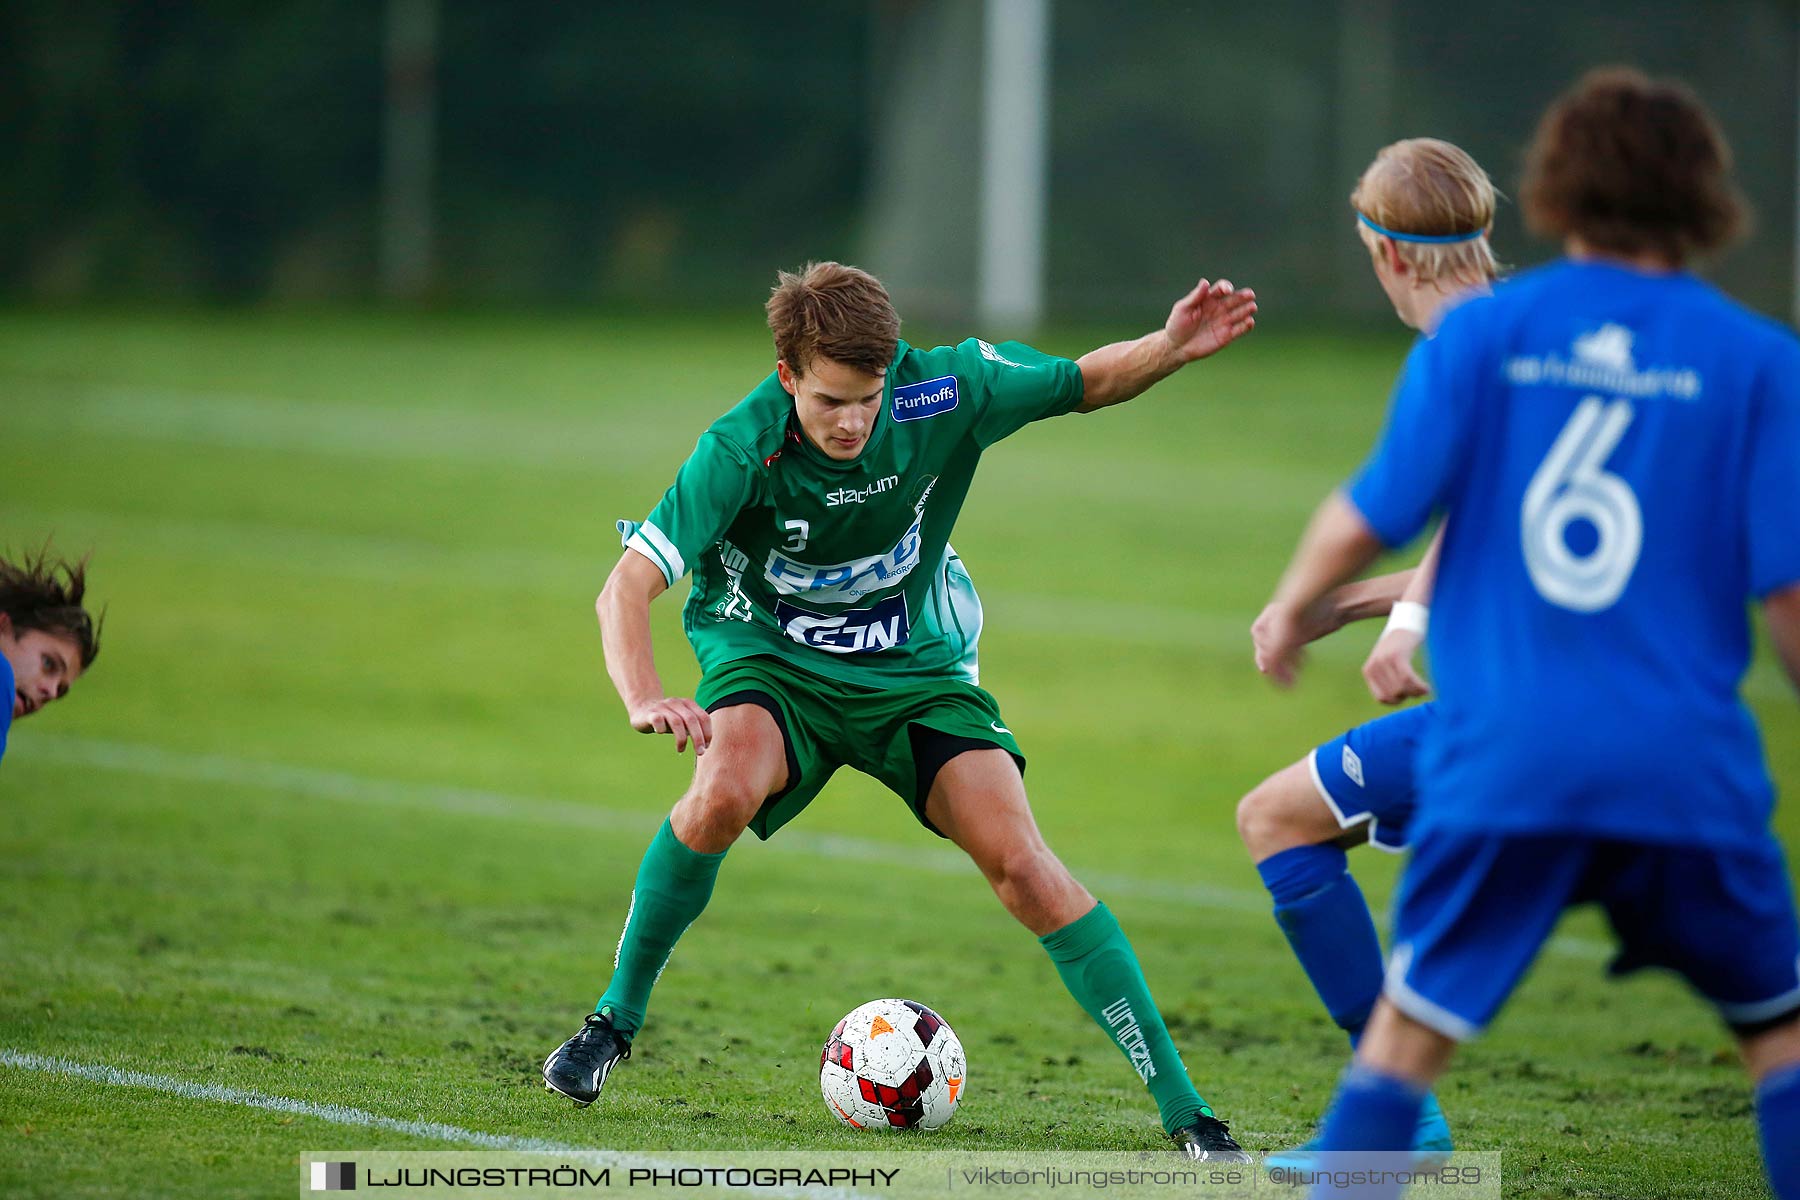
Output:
top-left (1236, 777), bottom-right (1286, 859)
top-left (674, 775), bottom-right (763, 850)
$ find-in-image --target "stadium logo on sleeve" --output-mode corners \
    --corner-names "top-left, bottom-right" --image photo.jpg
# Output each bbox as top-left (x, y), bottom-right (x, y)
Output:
top-left (892, 375), bottom-right (959, 422)
top-left (774, 594), bottom-right (910, 654)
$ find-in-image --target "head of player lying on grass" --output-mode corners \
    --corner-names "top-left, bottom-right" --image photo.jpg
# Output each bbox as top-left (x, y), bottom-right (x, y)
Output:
top-left (0, 548), bottom-right (100, 729)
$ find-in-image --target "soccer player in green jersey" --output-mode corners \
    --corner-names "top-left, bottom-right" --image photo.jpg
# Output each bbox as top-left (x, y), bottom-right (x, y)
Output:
top-left (542, 261), bottom-right (1258, 1158)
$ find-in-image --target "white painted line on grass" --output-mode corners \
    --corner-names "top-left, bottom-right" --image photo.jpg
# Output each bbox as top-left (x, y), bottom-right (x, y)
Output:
top-left (0, 1048), bottom-right (589, 1153)
top-left (2, 1052), bottom-right (884, 1199)
top-left (19, 733), bottom-right (1612, 959)
top-left (0, 1049), bottom-right (1136, 1194)
top-left (20, 734), bottom-right (1270, 916)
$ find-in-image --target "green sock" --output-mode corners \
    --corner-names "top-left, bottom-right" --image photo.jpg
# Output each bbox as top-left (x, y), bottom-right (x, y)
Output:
top-left (1040, 901), bottom-right (1212, 1133)
top-left (595, 818), bottom-right (726, 1036)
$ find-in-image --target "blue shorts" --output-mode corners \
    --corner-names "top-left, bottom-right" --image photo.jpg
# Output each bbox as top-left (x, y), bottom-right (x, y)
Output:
top-left (1386, 831), bottom-right (1800, 1039)
top-left (1308, 703), bottom-right (1434, 853)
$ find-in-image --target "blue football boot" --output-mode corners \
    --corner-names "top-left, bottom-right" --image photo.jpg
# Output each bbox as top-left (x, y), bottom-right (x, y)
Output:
top-left (1266, 1091), bottom-right (1452, 1173)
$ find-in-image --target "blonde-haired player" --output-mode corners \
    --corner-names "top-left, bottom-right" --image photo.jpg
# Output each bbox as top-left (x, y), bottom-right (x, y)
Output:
top-left (1240, 137), bottom-right (1498, 1162)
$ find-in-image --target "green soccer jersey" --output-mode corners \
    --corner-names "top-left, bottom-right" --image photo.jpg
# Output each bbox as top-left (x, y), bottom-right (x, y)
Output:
top-left (619, 337), bottom-right (1085, 686)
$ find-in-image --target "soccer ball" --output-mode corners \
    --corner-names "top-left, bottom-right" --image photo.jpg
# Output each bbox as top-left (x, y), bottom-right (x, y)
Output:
top-left (819, 998), bottom-right (965, 1130)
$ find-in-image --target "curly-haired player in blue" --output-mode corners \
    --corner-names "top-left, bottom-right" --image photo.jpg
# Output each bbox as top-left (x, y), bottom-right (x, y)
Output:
top-left (1259, 69), bottom-right (1800, 1200)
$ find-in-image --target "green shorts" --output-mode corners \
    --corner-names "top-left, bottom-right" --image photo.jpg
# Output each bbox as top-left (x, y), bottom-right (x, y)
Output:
top-left (693, 656), bottom-right (1026, 841)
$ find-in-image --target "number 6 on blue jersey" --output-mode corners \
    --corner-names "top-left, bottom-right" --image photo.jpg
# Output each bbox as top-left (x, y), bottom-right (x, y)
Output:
top-left (1522, 395), bottom-right (1643, 613)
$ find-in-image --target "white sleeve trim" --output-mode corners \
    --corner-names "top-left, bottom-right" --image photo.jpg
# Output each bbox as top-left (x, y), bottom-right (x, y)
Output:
top-left (627, 520), bottom-right (685, 584)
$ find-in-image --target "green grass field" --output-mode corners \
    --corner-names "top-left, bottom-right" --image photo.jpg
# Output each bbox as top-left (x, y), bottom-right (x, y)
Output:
top-left (2, 310), bottom-right (1795, 1198)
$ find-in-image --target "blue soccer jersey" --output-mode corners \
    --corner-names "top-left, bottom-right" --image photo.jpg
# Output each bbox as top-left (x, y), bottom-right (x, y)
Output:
top-left (1348, 259), bottom-right (1800, 850)
top-left (0, 650), bottom-right (13, 765)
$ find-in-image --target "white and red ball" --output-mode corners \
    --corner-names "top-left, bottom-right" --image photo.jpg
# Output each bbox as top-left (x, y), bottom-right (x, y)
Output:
top-left (819, 999), bottom-right (965, 1130)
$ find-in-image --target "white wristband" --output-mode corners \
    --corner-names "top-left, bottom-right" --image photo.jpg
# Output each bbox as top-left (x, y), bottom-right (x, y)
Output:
top-left (1384, 600), bottom-right (1429, 637)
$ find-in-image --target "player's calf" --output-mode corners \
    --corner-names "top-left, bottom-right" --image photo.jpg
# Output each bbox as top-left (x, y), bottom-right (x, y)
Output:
top-left (975, 842), bottom-right (1092, 936)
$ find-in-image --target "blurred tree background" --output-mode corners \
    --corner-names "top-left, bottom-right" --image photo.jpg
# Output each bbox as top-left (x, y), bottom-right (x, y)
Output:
top-left (2, 0), bottom-right (1793, 322)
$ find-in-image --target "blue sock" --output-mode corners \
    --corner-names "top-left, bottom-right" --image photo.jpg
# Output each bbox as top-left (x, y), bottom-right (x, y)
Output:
top-left (1309, 1064), bottom-right (1428, 1200)
top-left (1258, 845), bottom-right (1384, 1042)
top-left (1758, 1061), bottom-right (1800, 1200)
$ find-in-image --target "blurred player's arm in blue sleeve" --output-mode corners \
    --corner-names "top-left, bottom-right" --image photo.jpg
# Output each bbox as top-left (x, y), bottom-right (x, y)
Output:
top-left (1073, 278), bottom-right (1257, 412)
top-left (1255, 322), bottom-right (1477, 686)
top-left (1766, 584), bottom-right (1800, 697)
top-left (1750, 337), bottom-right (1800, 698)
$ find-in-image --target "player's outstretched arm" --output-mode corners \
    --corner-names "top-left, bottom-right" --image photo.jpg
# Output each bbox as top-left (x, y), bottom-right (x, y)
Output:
top-left (1765, 581), bottom-right (1800, 699)
top-left (1255, 491), bottom-right (1386, 687)
top-left (1074, 279), bottom-right (1257, 413)
top-left (597, 550), bottom-right (712, 755)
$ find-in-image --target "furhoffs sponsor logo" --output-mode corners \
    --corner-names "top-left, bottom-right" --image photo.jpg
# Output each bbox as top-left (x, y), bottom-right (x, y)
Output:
top-left (892, 375), bottom-right (959, 422)
top-left (310, 1162), bottom-right (356, 1191)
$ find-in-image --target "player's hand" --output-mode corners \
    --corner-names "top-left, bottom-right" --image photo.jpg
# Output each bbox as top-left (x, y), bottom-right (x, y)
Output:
top-left (1164, 278), bottom-right (1258, 363)
top-left (1251, 598), bottom-right (1339, 660)
top-left (629, 697), bottom-right (713, 755)
top-left (1362, 629), bottom-right (1431, 705)
top-left (1252, 603), bottom-right (1313, 688)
